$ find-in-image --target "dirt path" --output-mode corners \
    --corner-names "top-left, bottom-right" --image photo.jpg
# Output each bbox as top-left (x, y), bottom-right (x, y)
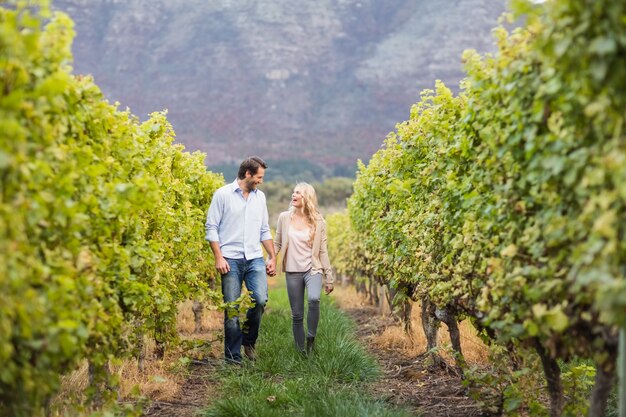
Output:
top-left (142, 357), bottom-right (222, 417)
top-left (142, 289), bottom-right (489, 417)
top-left (343, 304), bottom-right (491, 417)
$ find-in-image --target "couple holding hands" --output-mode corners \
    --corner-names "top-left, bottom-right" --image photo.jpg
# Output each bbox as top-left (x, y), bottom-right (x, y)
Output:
top-left (205, 156), bottom-right (334, 364)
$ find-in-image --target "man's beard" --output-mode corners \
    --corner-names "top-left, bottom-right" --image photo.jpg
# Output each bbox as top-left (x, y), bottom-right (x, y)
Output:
top-left (246, 179), bottom-right (258, 190)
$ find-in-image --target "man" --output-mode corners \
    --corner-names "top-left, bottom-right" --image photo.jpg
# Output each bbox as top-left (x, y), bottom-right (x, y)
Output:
top-left (205, 156), bottom-right (277, 364)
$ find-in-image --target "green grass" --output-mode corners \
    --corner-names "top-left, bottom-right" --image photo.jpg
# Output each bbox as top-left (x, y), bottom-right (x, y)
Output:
top-left (202, 285), bottom-right (412, 417)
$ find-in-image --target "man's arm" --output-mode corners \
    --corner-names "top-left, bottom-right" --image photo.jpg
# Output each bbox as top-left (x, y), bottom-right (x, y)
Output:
top-left (209, 241), bottom-right (230, 274)
top-left (262, 239), bottom-right (276, 276)
top-left (206, 191), bottom-right (230, 274)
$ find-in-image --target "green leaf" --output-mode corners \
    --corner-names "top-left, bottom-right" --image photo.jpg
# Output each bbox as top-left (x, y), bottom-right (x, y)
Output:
top-left (546, 306), bottom-right (569, 333)
top-left (588, 37), bottom-right (617, 55)
top-left (0, 151), bottom-right (12, 169)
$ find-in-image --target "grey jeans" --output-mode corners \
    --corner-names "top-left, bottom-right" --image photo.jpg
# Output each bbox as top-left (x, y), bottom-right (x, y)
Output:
top-left (285, 270), bottom-right (323, 351)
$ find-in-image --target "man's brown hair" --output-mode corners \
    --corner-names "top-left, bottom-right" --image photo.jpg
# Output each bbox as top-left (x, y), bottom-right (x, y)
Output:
top-left (238, 156), bottom-right (268, 179)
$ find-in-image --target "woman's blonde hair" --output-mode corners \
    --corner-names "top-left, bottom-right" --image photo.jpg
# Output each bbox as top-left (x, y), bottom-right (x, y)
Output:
top-left (290, 182), bottom-right (322, 246)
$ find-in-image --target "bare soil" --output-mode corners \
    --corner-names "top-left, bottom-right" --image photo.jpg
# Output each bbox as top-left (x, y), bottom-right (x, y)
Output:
top-left (344, 303), bottom-right (492, 417)
top-left (142, 357), bottom-right (222, 417)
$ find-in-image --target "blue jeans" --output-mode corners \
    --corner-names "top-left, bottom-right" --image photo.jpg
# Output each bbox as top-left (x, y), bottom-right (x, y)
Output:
top-left (221, 257), bottom-right (268, 363)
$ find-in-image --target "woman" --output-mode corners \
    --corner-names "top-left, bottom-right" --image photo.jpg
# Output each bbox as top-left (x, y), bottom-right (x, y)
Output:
top-left (274, 182), bottom-right (334, 354)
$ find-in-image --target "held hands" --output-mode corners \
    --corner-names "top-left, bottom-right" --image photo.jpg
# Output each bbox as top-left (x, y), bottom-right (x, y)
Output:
top-left (266, 257), bottom-right (277, 277)
top-left (324, 283), bottom-right (334, 295)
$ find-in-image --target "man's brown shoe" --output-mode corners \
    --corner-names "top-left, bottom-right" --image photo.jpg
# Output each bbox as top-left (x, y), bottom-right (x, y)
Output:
top-left (243, 345), bottom-right (256, 361)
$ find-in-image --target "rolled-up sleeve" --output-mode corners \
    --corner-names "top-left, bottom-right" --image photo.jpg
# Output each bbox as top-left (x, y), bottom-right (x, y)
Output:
top-left (260, 195), bottom-right (272, 242)
top-left (205, 192), bottom-right (222, 242)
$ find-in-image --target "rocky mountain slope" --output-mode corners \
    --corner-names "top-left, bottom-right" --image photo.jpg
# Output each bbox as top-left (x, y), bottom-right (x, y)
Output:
top-left (54, 0), bottom-right (507, 178)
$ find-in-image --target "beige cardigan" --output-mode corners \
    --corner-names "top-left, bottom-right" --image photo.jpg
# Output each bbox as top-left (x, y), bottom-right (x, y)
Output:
top-left (274, 211), bottom-right (334, 284)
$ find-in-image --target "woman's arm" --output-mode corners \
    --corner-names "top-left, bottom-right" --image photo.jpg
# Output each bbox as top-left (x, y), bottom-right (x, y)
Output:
top-left (318, 221), bottom-right (334, 293)
top-left (274, 212), bottom-right (285, 255)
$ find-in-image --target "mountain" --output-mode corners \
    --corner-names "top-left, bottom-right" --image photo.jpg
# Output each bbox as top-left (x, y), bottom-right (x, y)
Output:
top-left (53, 0), bottom-right (507, 180)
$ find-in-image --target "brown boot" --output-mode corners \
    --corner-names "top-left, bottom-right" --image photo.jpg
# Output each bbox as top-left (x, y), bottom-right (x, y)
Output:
top-left (243, 345), bottom-right (256, 361)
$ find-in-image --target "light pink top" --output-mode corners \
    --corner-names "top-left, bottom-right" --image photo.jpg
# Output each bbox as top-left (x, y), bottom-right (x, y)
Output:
top-left (274, 211), bottom-right (334, 283)
top-left (285, 227), bottom-right (312, 272)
